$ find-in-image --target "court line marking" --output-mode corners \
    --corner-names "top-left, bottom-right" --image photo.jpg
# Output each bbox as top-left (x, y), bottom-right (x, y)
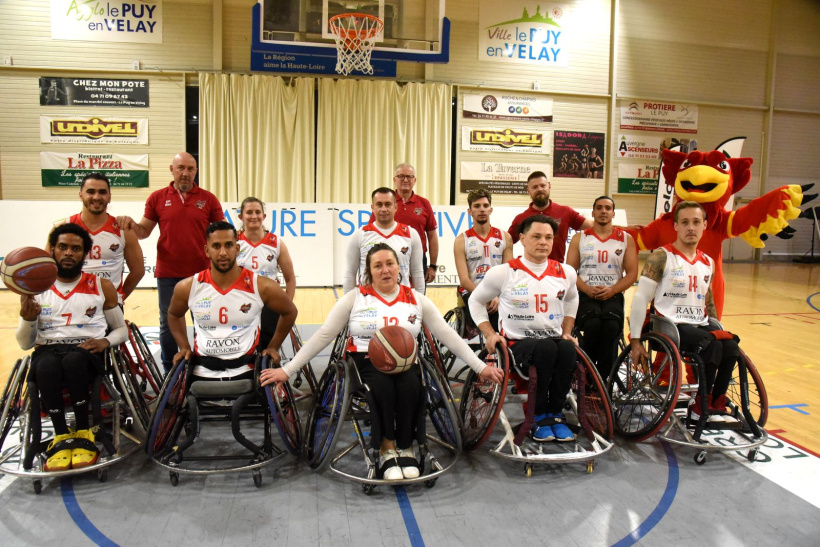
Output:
top-left (611, 441), bottom-right (679, 547)
top-left (807, 292), bottom-right (820, 313)
top-left (769, 403), bottom-right (809, 415)
top-left (61, 478), bottom-right (119, 547)
top-left (394, 486), bottom-right (425, 547)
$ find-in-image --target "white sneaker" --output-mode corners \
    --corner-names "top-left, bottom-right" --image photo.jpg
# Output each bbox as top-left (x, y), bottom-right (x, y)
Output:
top-left (379, 449), bottom-right (403, 480)
top-left (398, 447), bottom-right (419, 479)
top-left (690, 408), bottom-right (726, 424)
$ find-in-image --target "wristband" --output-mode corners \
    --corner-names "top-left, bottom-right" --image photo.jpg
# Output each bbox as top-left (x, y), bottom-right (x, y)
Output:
top-left (428, 264), bottom-right (437, 269)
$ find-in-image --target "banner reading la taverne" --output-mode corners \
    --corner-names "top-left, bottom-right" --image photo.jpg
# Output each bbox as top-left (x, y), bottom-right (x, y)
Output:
top-left (41, 152), bottom-right (149, 188)
top-left (479, 2), bottom-right (570, 66)
top-left (51, 0), bottom-right (162, 43)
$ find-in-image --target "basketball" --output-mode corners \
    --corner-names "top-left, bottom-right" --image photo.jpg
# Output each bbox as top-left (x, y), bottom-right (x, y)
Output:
top-left (368, 326), bottom-right (418, 374)
top-left (1, 247), bottom-right (58, 296)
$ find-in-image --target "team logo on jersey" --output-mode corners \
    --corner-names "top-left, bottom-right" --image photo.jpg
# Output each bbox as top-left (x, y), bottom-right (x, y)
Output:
top-left (84, 306), bottom-right (97, 318)
top-left (495, 241), bottom-right (502, 247)
top-left (401, 247), bottom-right (409, 255)
top-left (704, 275), bottom-right (710, 283)
top-left (196, 200), bottom-right (206, 209)
top-left (243, 274), bottom-right (253, 289)
top-left (86, 277), bottom-right (96, 290)
top-left (266, 254), bottom-right (274, 262)
top-left (109, 243), bottom-right (120, 252)
top-left (407, 314), bottom-right (418, 324)
top-left (165, 200), bottom-right (172, 207)
top-left (615, 249), bottom-right (623, 256)
top-left (239, 303), bottom-right (252, 314)
top-left (556, 290), bottom-right (565, 300)
top-left (414, 207), bottom-right (423, 215)
top-left (400, 226), bottom-right (409, 235)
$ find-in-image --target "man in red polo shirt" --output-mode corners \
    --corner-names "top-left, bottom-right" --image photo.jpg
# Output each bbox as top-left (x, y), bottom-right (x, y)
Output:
top-left (371, 163), bottom-right (439, 283)
top-left (508, 171), bottom-right (593, 262)
top-left (117, 152), bottom-right (224, 371)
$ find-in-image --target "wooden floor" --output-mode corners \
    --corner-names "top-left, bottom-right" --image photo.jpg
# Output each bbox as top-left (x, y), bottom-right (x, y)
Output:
top-left (2, 261), bottom-right (818, 453)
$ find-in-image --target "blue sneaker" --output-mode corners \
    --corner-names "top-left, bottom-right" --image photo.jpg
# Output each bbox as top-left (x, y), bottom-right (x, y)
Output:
top-left (551, 422), bottom-right (576, 442)
top-left (532, 413), bottom-right (555, 442)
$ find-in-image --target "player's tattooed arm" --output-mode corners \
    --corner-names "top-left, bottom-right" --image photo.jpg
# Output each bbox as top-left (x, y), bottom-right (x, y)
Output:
top-left (640, 249), bottom-right (666, 283)
top-left (705, 287), bottom-right (718, 319)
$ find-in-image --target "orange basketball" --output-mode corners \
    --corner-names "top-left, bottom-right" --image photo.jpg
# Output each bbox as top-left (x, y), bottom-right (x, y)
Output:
top-left (367, 326), bottom-right (418, 374)
top-left (1, 247), bottom-right (58, 296)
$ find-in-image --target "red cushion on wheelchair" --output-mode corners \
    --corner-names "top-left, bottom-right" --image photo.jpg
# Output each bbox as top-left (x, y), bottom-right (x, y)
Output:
top-left (711, 330), bottom-right (735, 340)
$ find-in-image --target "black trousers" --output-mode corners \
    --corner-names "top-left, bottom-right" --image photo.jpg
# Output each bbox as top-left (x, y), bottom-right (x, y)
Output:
top-left (30, 345), bottom-right (103, 435)
top-left (677, 323), bottom-right (739, 399)
top-left (510, 338), bottom-right (576, 415)
top-left (351, 353), bottom-right (423, 450)
top-left (458, 288), bottom-right (499, 332)
top-left (576, 292), bottom-right (624, 379)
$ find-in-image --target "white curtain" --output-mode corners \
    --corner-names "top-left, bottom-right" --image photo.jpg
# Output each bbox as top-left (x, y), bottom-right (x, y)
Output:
top-left (199, 73), bottom-right (315, 203)
top-left (316, 79), bottom-right (452, 204)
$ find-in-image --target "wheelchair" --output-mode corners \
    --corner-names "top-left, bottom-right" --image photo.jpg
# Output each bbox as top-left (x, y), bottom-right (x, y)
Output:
top-left (0, 348), bottom-right (147, 494)
top-left (145, 354), bottom-right (300, 487)
top-left (277, 327), bottom-right (319, 402)
top-left (441, 304), bottom-right (485, 382)
top-left (459, 340), bottom-right (615, 477)
top-left (607, 315), bottom-right (768, 465)
top-left (302, 327), bottom-right (462, 494)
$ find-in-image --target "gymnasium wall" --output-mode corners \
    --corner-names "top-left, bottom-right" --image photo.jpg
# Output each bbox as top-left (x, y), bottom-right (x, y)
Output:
top-left (1, 0), bottom-right (818, 257)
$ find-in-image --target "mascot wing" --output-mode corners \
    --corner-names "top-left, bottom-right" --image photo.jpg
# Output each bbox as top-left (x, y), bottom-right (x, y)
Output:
top-left (728, 185), bottom-right (804, 248)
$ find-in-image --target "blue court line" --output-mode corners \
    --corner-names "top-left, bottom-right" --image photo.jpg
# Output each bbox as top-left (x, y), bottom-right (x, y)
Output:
top-left (332, 286), bottom-right (340, 301)
top-left (611, 441), bottom-right (679, 547)
top-left (61, 478), bottom-right (120, 547)
top-left (770, 403), bottom-right (810, 415)
top-left (394, 486), bottom-right (425, 547)
top-left (807, 292), bottom-right (820, 313)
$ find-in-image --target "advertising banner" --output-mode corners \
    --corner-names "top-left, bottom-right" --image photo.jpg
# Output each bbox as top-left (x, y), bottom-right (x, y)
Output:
top-left (50, 0), bottom-right (162, 43)
top-left (478, 2), bottom-right (570, 67)
top-left (40, 116), bottom-right (149, 144)
top-left (459, 161), bottom-right (543, 194)
top-left (620, 100), bottom-right (698, 134)
top-left (616, 133), bottom-right (663, 160)
top-left (463, 93), bottom-right (553, 122)
top-left (617, 163), bottom-right (659, 195)
top-left (39, 77), bottom-right (149, 108)
top-left (461, 126), bottom-right (550, 154)
top-left (553, 131), bottom-right (605, 178)
top-left (40, 152), bottom-right (149, 188)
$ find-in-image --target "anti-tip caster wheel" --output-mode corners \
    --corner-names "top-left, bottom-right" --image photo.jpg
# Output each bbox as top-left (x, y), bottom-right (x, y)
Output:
top-left (170, 472), bottom-right (179, 486)
top-left (424, 478), bottom-right (437, 488)
top-left (747, 448), bottom-right (759, 463)
top-left (253, 470), bottom-right (262, 488)
top-left (362, 483), bottom-right (376, 495)
top-left (586, 461), bottom-right (595, 474)
top-left (694, 451), bottom-right (707, 465)
top-left (97, 468), bottom-right (108, 483)
top-left (293, 376), bottom-right (303, 389)
top-left (525, 464), bottom-right (533, 478)
top-left (33, 479), bottom-right (42, 495)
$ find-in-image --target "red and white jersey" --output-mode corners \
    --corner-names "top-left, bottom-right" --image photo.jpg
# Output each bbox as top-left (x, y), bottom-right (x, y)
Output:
top-left (463, 226), bottom-right (507, 285)
top-left (237, 232), bottom-right (281, 281)
top-left (357, 222), bottom-right (415, 285)
top-left (498, 258), bottom-right (577, 340)
top-left (346, 284), bottom-right (423, 353)
top-left (34, 273), bottom-right (107, 345)
top-left (188, 268), bottom-right (264, 360)
top-left (70, 213), bottom-right (127, 303)
top-left (653, 245), bottom-right (714, 326)
top-left (577, 228), bottom-right (627, 287)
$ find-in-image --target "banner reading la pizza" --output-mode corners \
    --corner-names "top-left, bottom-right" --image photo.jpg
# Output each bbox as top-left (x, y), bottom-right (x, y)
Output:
top-left (478, 2), bottom-right (570, 66)
top-left (51, 0), bottom-right (162, 43)
top-left (41, 152), bottom-right (149, 187)
top-left (460, 161), bottom-right (543, 194)
top-left (617, 163), bottom-right (659, 195)
top-left (463, 93), bottom-right (554, 122)
top-left (40, 115), bottom-right (148, 144)
top-left (620, 100), bottom-right (698, 134)
top-left (462, 126), bottom-right (550, 154)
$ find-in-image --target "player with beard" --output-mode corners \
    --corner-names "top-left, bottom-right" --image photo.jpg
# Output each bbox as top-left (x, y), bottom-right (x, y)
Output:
top-left (166, 221), bottom-right (297, 381)
top-left (453, 189), bottom-right (513, 333)
top-left (16, 223), bottom-right (128, 471)
top-left (508, 171), bottom-right (593, 262)
top-left (566, 196), bottom-right (637, 379)
top-left (48, 173), bottom-right (144, 304)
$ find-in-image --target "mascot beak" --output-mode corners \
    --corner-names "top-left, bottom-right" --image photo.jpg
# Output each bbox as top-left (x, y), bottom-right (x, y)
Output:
top-left (675, 165), bottom-right (730, 203)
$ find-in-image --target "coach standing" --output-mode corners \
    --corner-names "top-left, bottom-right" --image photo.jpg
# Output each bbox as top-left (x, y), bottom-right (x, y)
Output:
top-left (117, 152), bottom-right (224, 372)
top-left (508, 170), bottom-right (593, 262)
top-left (391, 163), bottom-right (439, 283)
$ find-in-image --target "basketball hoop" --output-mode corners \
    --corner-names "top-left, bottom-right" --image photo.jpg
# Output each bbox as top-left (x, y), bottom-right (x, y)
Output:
top-left (328, 13), bottom-right (384, 76)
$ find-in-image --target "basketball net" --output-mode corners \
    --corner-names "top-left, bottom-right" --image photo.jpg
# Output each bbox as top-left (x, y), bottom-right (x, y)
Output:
top-left (328, 13), bottom-right (384, 76)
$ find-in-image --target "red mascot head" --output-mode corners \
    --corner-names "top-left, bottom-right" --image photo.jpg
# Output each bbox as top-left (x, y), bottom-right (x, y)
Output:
top-left (661, 149), bottom-right (754, 210)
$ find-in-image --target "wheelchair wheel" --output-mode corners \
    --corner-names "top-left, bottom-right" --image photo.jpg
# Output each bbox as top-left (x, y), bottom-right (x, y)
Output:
top-left (289, 328), bottom-right (318, 393)
top-left (573, 347), bottom-right (614, 441)
top-left (726, 349), bottom-right (768, 427)
top-left (0, 358), bottom-right (28, 451)
top-left (419, 326), bottom-right (450, 388)
top-left (608, 332), bottom-right (681, 441)
top-left (459, 345), bottom-right (510, 451)
top-left (127, 322), bottom-right (163, 394)
top-left (440, 307), bottom-right (465, 373)
top-left (261, 358), bottom-right (302, 455)
top-left (421, 358), bottom-right (462, 452)
top-left (109, 349), bottom-right (151, 430)
top-left (146, 359), bottom-right (189, 458)
top-left (304, 360), bottom-right (350, 470)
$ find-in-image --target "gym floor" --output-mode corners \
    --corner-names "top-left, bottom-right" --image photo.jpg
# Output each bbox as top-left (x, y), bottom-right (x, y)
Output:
top-left (1, 261), bottom-right (818, 546)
